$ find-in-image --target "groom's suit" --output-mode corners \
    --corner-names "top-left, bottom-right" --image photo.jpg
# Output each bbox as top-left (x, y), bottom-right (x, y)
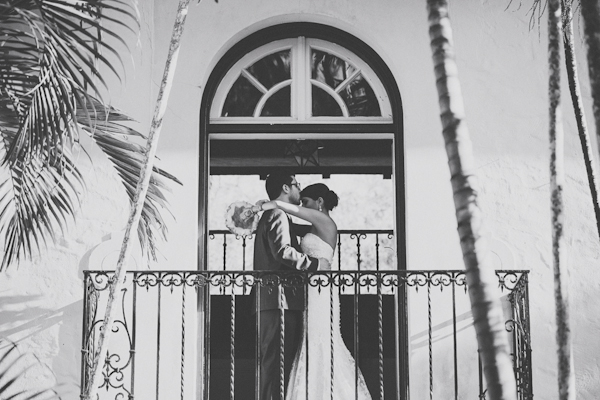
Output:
top-left (253, 208), bottom-right (318, 400)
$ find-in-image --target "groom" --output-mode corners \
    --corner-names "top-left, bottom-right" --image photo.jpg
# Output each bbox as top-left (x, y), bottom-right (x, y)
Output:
top-left (253, 171), bottom-right (320, 400)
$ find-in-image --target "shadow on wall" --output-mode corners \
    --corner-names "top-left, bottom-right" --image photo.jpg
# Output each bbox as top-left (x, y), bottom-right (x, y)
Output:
top-left (0, 294), bottom-right (83, 398)
top-left (410, 309), bottom-right (474, 351)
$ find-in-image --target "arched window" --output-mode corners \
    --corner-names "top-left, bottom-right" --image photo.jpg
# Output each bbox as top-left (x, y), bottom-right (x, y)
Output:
top-left (211, 38), bottom-right (392, 121)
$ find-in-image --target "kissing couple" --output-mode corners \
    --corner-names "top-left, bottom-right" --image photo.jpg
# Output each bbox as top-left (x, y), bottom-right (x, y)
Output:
top-left (252, 171), bottom-right (371, 400)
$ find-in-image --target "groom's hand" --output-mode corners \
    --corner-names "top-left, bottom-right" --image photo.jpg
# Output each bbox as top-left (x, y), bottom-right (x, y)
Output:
top-left (318, 258), bottom-right (331, 270)
top-left (305, 257), bottom-right (329, 271)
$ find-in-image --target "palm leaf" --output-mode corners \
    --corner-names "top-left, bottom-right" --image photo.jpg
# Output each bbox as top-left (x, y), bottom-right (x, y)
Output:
top-left (0, 0), bottom-right (138, 164)
top-left (0, 129), bottom-right (83, 269)
top-left (78, 97), bottom-right (182, 260)
top-left (0, 1), bottom-right (182, 269)
top-left (0, 339), bottom-right (61, 399)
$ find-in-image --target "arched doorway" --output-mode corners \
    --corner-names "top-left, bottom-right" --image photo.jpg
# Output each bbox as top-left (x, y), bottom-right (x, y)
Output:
top-left (198, 22), bottom-right (408, 398)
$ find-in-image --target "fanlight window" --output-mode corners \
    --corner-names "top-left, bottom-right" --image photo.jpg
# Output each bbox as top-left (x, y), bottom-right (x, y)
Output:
top-left (212, 38), bottom-right (392, 122)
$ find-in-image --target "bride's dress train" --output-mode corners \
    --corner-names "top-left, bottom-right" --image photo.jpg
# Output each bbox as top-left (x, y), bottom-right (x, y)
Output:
top-left (286, 233), bottom-right (372, 400)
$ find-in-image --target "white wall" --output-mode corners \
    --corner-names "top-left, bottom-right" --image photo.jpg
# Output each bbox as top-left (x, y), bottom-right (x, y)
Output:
top-left (1, 0), bottom-right (599, 398)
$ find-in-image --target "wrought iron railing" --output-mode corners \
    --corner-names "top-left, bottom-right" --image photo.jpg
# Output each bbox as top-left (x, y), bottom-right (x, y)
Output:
top-left (80, 269), bottom-right (531, 400)
top-left (207, 229), bottom-right (397, 271)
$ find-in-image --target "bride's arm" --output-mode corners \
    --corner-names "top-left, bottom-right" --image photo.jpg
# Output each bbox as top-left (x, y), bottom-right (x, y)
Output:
top-left (254, 200), bottom-right (330, 228)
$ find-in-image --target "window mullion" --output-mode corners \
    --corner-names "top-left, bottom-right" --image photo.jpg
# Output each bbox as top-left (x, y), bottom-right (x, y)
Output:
top-left (295, 36), bottom-right (307, 121)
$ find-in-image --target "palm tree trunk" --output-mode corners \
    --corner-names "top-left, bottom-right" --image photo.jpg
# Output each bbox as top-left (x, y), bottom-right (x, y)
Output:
top-left (581, 0), bottom-right (600, 166)
top-left (425, 1), bottom-right (516, 399)
top-left (562, 0), bottom-right (600, 241)
top-left (548, 1), bottom-right (576, 399)
top-left (83, 1), bottom-right (192, 398)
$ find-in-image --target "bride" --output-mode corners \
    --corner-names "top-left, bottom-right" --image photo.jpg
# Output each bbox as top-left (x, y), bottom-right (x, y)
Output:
top-left (256, 183), bottom-right (372, 400)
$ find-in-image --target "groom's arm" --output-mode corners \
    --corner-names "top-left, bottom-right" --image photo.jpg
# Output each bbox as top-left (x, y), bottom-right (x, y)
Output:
top-left (267, 209), bottom-right (319, 271)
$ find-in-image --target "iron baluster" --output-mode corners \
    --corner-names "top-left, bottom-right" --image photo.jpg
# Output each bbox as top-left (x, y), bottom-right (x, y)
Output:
top-left (305, 275), bottom-right (309, 400)
top-left (428, 277), bottom-right (433, 400)
top-left (204, 283), bottom-right (212, 400)
top-left (375, 234), bottom-right (380, 271)
top-left (180, 282), bottom-right (186, 400)
top-left (255, 283), bottom-right (261, 400)
top-left (330, 277), bottom-right (335, 400)
top-left (354, 271), bottom-right (359, 400)
top-left (230, 292), bottom-right (236, 400)
top-left (156, 282), bottom-right (162, 400)
top-left (223, 233), bottom-right (227, 271)
top-left (378, 272), bottom-right (384, 400)
top-left (279, 286), bottom-right (285, 400)
top-left (337, 233), bottom-right (342, 271)
top-left (242, 236), bottom-right (247, 271)
top-left (452, 278), bottom-right (458, 400)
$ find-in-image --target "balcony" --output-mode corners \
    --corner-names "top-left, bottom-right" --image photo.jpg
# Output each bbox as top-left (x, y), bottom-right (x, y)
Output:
top-left (80, 231), bottom-right (532, 399)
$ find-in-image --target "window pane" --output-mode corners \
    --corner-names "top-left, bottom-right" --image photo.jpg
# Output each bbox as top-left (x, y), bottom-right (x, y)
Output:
top-left (247, 50), bottom-right (291, 90)
top-left (339, 74), bottom-right (381, 116)
top-left (311, 49), bottom-right (357, 90)
top-left (312, 85), bottom-right (342, 117)
top-left (260, 86), bottom-right (291, 116)
top-left (221, 75), bottom-right (262, 117)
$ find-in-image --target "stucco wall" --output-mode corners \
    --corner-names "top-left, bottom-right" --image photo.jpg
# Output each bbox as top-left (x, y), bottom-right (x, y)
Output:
top-left (1, 0), bottom-right (599, 398)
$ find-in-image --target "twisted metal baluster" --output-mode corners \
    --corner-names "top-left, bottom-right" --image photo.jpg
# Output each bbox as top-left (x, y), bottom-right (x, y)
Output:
top-left (156, 281), bottom-right (162, 400)
top-left (305, 276), bottom-right (309, 400)
top-left (428, 279), bottom-right (433, 400)
top-left (279, 287), bottom-right (285, 400)
top-left (255, 283), bottom-right (261, 400)
top-left (378, 272), bottom-right (384, 400)
top-left (330, 278), bottom-right (335, 400)
top-left (204, 283), bottom-right (212, 400)
top-left (452, 281), bottom-right (458, 400)
top-left (230, 292), bottom-right (236, 400)
top-left (180, 283), bottom-right (186, 400)
top-left (354, 272), bottom-right (359, 400)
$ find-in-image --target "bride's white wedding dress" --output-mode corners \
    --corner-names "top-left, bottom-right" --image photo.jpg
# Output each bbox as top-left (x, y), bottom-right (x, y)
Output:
top-left (286, 233), bottom-right (372, 400)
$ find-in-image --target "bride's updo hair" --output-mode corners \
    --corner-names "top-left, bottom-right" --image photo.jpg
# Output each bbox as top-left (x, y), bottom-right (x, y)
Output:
top-left (300, 183), bottom-right (339, 211)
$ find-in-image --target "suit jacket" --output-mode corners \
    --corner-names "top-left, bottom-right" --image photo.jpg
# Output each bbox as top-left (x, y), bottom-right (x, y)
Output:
top-left (252, 209), bottom-right (318, 311)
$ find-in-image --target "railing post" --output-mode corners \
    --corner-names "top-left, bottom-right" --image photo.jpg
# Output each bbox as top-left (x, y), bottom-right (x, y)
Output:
top-left (397, 280), bottom-right (410, 400)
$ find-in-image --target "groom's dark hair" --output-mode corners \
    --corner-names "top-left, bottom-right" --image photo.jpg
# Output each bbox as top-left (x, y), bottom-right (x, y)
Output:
top-left (265, 171), bottom-right (294, 200)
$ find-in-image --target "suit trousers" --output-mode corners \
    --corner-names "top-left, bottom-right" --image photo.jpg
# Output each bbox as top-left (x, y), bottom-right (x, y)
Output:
top-left (259, 309), bottom-right (302, 400)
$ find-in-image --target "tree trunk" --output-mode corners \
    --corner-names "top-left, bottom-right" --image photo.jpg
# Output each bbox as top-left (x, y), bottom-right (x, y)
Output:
top-left (425, 1), bottom-right (517, 399)
top-left (82, 1), bottom-right (192, 398)
top-left (548, 1), bottom-right (576, 399)
top-left (581, 0), bottom-right (600, 166)
top-left (562, 0), bottom-right (600, 241)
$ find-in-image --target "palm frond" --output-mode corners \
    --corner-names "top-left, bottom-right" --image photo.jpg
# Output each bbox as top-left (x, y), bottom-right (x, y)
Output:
top-left (0, 0), bottom-right (139, 166)
top-left (0, 128), bottom-right (83, 270)
top-left (78, 97), bottom-right (183, 261)
top-left (0, 0), bottom-right (178, 270)
top-left (0, 339), bottom-right (61, 399)
top-left (0, 1), bottom-right (181, 269)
